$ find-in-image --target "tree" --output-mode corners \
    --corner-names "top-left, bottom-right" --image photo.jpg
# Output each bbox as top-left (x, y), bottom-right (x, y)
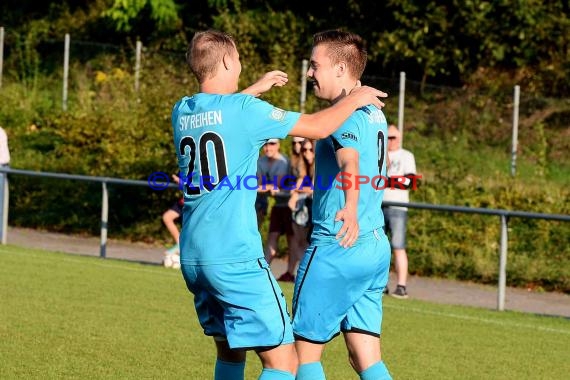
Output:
top-left (103, 0), bottom-right (180, 33)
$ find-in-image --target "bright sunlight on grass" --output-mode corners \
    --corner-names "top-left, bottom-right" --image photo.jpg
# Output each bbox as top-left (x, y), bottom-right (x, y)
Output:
top-left (1, 246), bottom-right (568, 379)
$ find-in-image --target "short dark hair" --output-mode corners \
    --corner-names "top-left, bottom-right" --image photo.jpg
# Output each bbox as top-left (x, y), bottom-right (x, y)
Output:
top-left (313, 30), bottom-right (367, 79)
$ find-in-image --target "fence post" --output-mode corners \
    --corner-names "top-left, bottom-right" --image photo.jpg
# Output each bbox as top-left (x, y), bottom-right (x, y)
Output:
top-left (0, 26), bottom-right (4, 88)
top-left (300, 59), bottom-right (308, 113)
top-left (398, 71), bottom-right (406, 147)
top-left (0, 169), bottom-right (7, 244)
top-left (100, 181), bottom-right (108, 258)
top-left (134, 40), bottom-right (142, 92)
top-left (497, 214), bottom-right (509, 311)
top-left (510, 85), bottom-right (520, 176)
top-left (62, 33), bottom-right (70, 112)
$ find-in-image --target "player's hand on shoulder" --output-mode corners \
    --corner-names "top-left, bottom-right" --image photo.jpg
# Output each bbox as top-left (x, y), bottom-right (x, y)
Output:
top-left (348, 85), bottom-right (387, 109)
top-left (350, 80), bottom-right (362, 91)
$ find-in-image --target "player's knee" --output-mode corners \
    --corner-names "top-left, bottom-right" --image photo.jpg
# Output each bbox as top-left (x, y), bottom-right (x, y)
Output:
top-left (258, 344), bottom-right (298, 374)
top-left (215, 340), bottom-right (246, 363)
top-left (348, 352), bottom-right (366, 373)
top-left (347, 349), bottom-right (363, 372)
top-left (346, 344), bottom-right (377, 373)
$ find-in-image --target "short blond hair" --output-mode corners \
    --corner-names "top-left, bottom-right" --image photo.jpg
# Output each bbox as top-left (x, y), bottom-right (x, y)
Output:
top-left (186, 30), bottom-right (236, 83)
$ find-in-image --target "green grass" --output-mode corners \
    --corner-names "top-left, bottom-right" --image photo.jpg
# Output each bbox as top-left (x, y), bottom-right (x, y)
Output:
top-left (1, 246), bottom-right (569, 379)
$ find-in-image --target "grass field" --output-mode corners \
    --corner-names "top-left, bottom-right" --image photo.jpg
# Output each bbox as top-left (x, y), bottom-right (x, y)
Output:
top-left (1, 246), bottom-right (569, 379)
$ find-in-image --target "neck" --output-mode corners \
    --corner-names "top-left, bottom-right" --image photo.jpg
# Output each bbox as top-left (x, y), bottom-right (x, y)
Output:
top-left (330, 80), bottom-right (359, 104)
top-left (200, 77), bottom-right (237, 94)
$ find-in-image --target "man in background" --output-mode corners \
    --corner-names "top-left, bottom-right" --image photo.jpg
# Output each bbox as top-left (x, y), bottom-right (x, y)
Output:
top-left (382, 124), bottom-right (417, 299)
top-left (257, 138), bottom-right (294, 271)
top-left (0, 126), bottom-right (11, 244)
top-left (0, 126), bottom-right (10, 167)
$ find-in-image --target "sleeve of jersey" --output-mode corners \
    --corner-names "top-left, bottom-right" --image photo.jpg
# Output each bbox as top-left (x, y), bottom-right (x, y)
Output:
top-left (330, 116), bottom-right (361, 151)
top-left (240, 95), bottom-right (301, 143)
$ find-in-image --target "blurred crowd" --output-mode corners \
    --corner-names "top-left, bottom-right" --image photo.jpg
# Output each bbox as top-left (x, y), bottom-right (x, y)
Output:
top-left (256, 137), bottom-right (316, 282)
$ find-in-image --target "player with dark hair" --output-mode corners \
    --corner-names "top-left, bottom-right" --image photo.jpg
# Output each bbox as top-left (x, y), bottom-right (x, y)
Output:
top-left (291, 30), bottom-right (393, 380)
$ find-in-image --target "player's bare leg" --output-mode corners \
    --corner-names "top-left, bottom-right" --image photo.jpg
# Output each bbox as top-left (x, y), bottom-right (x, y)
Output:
top-left (295, 340), bottom-right (326, 380)
top-left (343, 331), bottom-right (391, 379)
top-left (257, 343), bottom-right (298, 379)
top-left (214, 339), bottom-right (246, 380)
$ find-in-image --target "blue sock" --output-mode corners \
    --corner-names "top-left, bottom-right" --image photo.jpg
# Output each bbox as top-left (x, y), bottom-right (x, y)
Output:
top-left (258, 368), bottom-right (295, 380)
top-left (297, 362), bottom-right (325, 380)
top-left (359, 361), bottom-right (392, 380)
top-left (214, 359), bottom-right (245, 380)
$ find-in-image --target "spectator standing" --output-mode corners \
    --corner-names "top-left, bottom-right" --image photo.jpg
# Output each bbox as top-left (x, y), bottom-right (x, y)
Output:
top-left (257, 139), bottom-right (294, 267)
top-left (283, 138), bottom-right (315, 282)
top-left (0, 127), bottom-right (10, 166)
top-left (382, 124), bottom-right (417, 299)
top-left (0, 126), bottom-right (10, 244)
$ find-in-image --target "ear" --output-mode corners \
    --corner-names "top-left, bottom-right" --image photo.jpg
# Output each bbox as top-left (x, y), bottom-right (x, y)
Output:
top-left (222, 53), bottom-right (231, 71)
top-left (336, 61), bottom-right (347, 77)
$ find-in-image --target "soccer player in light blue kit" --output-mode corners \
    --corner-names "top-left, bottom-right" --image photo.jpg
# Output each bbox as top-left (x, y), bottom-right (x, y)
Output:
top-left (171, 30), bottom-right (387, 380)
top-left (292, 30), bottom-right (393, 380)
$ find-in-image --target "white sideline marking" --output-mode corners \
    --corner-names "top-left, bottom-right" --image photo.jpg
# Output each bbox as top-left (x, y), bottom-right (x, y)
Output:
top-left (385, 304), bottom-right (570, 335)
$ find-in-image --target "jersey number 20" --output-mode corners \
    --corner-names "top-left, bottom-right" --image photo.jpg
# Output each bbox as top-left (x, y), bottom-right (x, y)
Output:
top-left (179, 132), bottom-right (228, 196)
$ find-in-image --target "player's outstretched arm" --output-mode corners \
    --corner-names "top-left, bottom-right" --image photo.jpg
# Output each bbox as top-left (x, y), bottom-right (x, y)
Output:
top-left (241, 70), bottom-right (289, 97)
top-left (288, 86), bottom-right (387, 140)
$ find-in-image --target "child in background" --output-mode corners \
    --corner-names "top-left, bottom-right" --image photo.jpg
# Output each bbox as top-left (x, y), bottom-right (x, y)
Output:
top-left (162, 174), bottom-right (182, 269)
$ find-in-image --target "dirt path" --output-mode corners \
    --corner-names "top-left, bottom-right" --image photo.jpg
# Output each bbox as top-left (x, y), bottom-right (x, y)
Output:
top-left (6, 226), bottom-right (569, 318)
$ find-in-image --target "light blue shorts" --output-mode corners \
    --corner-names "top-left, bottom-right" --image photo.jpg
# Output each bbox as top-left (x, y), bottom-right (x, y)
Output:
top-left (181, 258), bottom-right (294, 350)
top-left (291, 231), bottom-right (391, 343)
top-left (382, 207), bottom-right (408, 249)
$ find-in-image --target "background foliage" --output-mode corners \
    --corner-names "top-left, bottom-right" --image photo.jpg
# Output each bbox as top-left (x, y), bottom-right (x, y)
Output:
top-left (0, 0), bottom-right (568, 291)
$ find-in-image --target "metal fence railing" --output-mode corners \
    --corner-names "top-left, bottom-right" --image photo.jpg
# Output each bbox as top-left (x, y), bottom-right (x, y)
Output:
top-left (0, 167), bottom-right (569, 312)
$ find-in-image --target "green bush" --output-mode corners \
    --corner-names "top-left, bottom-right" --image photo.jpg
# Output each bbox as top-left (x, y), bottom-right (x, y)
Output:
top-left (1, 37), bottom-right (568, 293)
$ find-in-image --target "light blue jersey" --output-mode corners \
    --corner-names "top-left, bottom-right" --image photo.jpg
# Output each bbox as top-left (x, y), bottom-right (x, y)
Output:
top-left (292, 105), bottom-right (391, 343)
top-left (172, 93), bottom-right (300, 265)
top-left (311, 105), bottom-right (388, 244)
